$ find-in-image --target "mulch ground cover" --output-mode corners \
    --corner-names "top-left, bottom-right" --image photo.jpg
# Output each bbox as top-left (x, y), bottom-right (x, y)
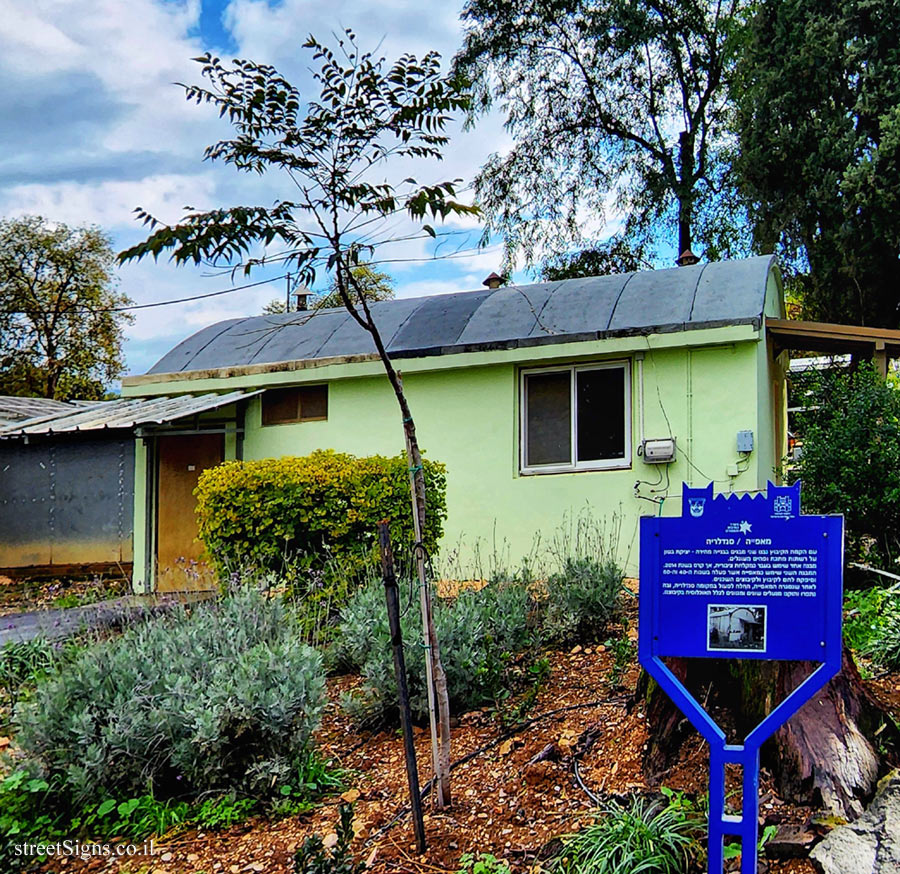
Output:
top-left (30, 585), bottom-right (900, 874)
top-left (39, 630), bottom-right (889, 874)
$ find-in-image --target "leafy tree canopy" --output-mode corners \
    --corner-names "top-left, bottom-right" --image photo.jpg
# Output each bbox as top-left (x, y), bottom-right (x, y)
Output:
top-left (263, 263), bottom-right (394, 313)
top-left (0, 216), bottom-right (131, 400)
top-left (790, 362), bottom-right (900, 564)
top-left (120, 34), bottom-right (477, 293)
top-left (734, 0), bottom-right (900, 327)
top-left (454, 0), bottom-right (748, 271)
top-left (539, 238), bottom-right (651, 280)
top-left (317, 262), bottom-right (394, 309)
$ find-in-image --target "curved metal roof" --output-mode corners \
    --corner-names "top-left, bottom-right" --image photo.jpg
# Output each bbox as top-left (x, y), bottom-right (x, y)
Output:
top-left (148, 255), bottom-right (776, 376)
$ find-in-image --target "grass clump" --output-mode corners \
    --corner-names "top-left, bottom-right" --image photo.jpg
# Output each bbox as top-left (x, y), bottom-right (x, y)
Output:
top-left (549, 791), bottom-right (704, 874)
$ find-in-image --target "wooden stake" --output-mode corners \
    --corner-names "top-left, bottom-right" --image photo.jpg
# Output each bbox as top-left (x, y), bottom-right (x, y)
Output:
top-left (377, 521), bottom-right (426, 853)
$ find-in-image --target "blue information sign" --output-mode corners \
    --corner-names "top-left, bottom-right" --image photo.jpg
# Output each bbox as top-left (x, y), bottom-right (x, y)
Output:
top-left (639, 482), bottom-right (843, 874)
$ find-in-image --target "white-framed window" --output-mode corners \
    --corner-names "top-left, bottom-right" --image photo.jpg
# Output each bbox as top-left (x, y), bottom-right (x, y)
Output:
top-left (520, 361), bottom-right (631, 474)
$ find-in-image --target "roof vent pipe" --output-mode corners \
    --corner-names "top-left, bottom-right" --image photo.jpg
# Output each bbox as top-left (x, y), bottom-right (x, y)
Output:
top-left (482, 272), bottom-right (504, 289)
top-left (675, 249), bottom-right (700, 267)
top-left (292, 287), bottom-right (314, 311)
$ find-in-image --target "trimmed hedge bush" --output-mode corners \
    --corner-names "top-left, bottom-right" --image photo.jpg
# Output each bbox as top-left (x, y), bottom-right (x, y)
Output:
top-left (337, 580), bottom-right (532, 723)
top-left (195, 449), bottom-right (447, 577)
top-left (14, 590), bottom-right (326, 805)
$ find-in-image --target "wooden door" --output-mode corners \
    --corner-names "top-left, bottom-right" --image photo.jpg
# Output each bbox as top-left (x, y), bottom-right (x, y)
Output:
top-left (156, 434), bottom-right (223, 591)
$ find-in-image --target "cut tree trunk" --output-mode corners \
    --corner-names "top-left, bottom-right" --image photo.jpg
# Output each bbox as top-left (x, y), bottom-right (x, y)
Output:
top-left (640, 647), bottom-right (896, 820)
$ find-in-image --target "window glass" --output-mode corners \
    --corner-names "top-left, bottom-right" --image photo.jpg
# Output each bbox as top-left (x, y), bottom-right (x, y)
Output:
top-left (261, 385), bottom-right (328, 425)
top-left (577, 368), bottom-right (626, 461)
top-left (524, 371), bottom-right (571, 466)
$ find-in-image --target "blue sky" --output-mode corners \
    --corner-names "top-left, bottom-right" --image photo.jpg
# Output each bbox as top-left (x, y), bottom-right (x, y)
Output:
top-left (1, 0), bottom-right (513, 376)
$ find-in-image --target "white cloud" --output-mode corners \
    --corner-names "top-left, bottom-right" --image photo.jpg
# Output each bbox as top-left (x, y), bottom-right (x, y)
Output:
top-left (0, 0), bottom-right (518, 376)
top-left (0, 174), bottom-right (219, 230)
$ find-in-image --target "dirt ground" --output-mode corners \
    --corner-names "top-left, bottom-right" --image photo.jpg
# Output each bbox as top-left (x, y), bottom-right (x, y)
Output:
top-left (0, 575), bottom-right (129, 616)
top-left (35, 626), bottom-right (882, 874)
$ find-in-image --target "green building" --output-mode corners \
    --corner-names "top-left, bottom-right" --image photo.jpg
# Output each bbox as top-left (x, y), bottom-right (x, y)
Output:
top-left (121, 254), bottom-right (787, 591)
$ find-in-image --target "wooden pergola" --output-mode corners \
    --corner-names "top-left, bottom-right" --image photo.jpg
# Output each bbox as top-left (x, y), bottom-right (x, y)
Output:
top-left (766, 318), bottom-right (900, 376)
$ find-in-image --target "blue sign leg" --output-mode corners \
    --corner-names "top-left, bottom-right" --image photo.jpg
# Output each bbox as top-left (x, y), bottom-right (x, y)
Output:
top-left (708, 745), bottom-right (726, 873)
top-left (707, 744), bottom-right (760, 874)
top-left (739, 745), bottom-right (760, 874)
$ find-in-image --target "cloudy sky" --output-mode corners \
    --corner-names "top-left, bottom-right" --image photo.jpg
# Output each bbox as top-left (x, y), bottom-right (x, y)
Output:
top-left (0, 0), bottom-right (513, 376)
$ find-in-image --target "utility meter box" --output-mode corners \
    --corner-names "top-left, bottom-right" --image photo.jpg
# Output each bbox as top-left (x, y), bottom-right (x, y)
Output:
top-left (737, 430), bottom-right (754, 453)
top-left (642, 437), bottom-right (676, 464)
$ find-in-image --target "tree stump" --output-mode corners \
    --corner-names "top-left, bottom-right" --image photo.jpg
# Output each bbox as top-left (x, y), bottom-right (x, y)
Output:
top-left (640, 647), bottom-right (897, 819)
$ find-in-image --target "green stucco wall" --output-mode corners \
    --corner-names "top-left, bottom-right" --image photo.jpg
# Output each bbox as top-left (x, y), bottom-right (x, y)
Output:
top-left (129, 318), bottom-right (784, 589)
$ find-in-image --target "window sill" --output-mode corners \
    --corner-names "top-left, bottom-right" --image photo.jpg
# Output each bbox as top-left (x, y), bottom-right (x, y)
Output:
top-left (519, 460), bottom-right (632, 476)
top-left (261, 417), bottom-right (328, 427)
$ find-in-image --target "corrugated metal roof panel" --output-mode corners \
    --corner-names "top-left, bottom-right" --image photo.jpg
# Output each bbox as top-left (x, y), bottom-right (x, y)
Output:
top-left (0, 396), bottom-right (79, 425)
top-left (146, 255), bottom-right (777, 375)
top-left (0, 390), bottom-right (261, 436)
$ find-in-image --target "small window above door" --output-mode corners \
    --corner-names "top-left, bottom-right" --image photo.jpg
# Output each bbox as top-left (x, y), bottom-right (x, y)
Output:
top-left (261, 385), bottom-right (328, 425)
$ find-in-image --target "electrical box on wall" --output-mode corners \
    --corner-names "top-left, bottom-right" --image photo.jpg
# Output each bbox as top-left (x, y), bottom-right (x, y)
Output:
top-left (641, 437), bottom-right (676, 464)
top-left (737, 430), bottom-right (754, 453)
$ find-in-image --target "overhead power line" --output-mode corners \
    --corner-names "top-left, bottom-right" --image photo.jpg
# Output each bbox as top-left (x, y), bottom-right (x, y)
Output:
top-left (0, 274), bottom-right (290, 315)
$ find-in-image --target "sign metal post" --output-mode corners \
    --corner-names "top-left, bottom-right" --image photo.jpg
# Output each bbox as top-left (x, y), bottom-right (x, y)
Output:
top-left (639, 482), bottom-right (843, 874)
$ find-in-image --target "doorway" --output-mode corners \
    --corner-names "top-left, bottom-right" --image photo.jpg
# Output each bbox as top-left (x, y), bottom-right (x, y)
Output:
top-left (155, 434), bottom-right (223, 591)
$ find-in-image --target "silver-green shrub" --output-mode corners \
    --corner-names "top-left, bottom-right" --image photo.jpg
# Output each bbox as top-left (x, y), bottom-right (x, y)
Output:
top-left (544, 556), bottom-right (625, 643)
top-left (337, 580), bottom-right (531, 723)
top-left (543, 510), bottom-right (626, 643)
top-left (14, 590), bottom-right (325, 804)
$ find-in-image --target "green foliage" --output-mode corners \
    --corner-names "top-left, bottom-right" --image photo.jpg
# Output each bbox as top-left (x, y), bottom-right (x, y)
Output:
top-left (272, 749), bottom-right (348, 817)
top-left (847, 586), bottom-right (900, 671)
top-left (789, 364), bottom-right (900, 563)
top-left (724, 824), bottom-right (777, 861)
top-left (540, 240), bottom-right (652, 281)
top-left (0, 638), bottom-right (57, 715)
top-left (316, 263), bottom-right (395, 310)
top-left (194, 449), bottom-right (447, 579)
top-left (454, 0), bottom-right (748, 269)
top-left (605, 635), bottom-right (636, 689)
top-left (544, 557), bottom-right (625, 645)
top-left (119, 33), bottom-right (477, 288)
top-left (13, 590), bottom-right (326, 805)
top-left (0, 769), bottom-right (263, 871)
top-left (294, 803), bottom-right (365, 874)
top-left (844, 587), bottom-right (900, 656)
top-left (549, 791), bottom-right (705, 874)
top-left (0, 215), bottom-right (132, 399)
top-left (457, 852), bottom-right (512, 874)
top-left (337, 579), bottom-right (532, 723)
top-left (734, 0), bottom-right (900, 326)
top-left (265, 263), bottom-right (394, 315)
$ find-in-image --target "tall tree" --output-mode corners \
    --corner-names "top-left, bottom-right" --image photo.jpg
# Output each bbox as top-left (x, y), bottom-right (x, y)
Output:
top-left (0, 216), bottom-right (131, 400)
top-left (454, 0), bottom-right (747, 268)
top-left (120, 33), bottom-right (477, 807)
top-left (734, 0), bottom-right (900, 327)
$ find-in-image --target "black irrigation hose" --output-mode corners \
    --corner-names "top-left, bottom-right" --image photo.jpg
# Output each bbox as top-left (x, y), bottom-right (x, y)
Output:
top-left (364, 697), bottom-right (628, 846)
top-left (572, 757), bottom-right (604, 806)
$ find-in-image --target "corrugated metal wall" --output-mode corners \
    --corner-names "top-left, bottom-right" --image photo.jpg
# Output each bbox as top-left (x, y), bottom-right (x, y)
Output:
top-left (0, 437), bottom-right (134, 571)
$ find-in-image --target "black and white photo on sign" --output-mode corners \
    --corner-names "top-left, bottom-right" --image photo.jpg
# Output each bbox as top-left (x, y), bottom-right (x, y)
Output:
top-left (707, 604), bottom-right (766, 652)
